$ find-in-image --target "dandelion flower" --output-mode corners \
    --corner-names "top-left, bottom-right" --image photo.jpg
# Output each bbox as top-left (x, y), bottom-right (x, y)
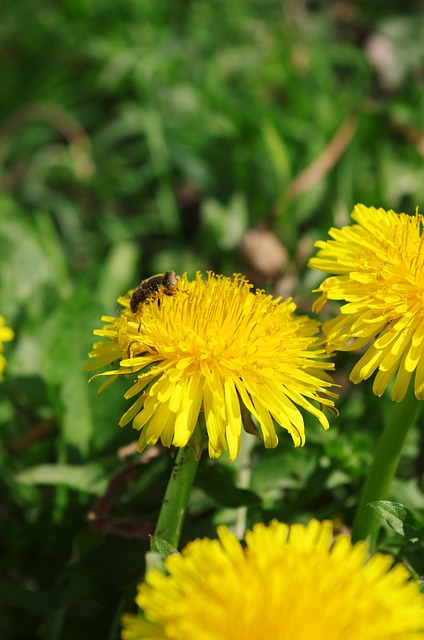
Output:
top-left (121, 519), bottom-right (424, 640)
top-left (0, 316), bottom-right (13, 381)
top-left (309, 204), bottom-right (424, 401)
top-left (86, 272), bottom-right (336, 460)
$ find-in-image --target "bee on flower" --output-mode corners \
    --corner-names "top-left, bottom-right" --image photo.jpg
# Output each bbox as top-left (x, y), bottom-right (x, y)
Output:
top-left (130, 270), bottom-right (180, 313)
top-left (86, 271), bottom-right (336, 460)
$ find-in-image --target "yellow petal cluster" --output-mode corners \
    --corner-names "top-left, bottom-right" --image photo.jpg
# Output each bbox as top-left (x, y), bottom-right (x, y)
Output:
top-left (309, 204), bottom-right (424, 400)
top-left (87, 272), bottom-right (335, 460)
top-left (0, 315), bottom-right (14, 381)
top-left (122, 519), bottom-right (424, 640)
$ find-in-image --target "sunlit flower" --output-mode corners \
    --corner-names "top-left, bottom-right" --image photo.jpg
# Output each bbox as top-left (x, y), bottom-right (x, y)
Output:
top-left (0, 316), bottom-right (14, 381)
top-left (121, 519), bottom-right (424, 640)
top-left (309, 204), bottom-right (424, 401)
top-left (86, 272), bottom-right (336, 460)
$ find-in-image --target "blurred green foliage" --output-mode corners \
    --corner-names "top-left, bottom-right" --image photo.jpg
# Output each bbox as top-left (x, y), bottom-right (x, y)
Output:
top-left (2, 1), bottom-right (424, 637)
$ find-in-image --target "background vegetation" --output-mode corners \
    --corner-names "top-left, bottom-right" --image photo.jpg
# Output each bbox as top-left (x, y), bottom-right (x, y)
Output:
top-left (2, 1), bottom-right (424, 638)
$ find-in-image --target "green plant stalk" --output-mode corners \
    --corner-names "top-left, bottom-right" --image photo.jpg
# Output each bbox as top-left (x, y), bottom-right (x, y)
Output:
top-left (351, 384), bottom-right (422, 548)
top-left (153, 445), bottom-right (200, 549)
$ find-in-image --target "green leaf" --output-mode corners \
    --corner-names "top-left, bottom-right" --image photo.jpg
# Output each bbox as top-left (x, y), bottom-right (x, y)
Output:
top-left (145, 538), bottom-right (179, 574)
top-left (40, 284), bottom-right (105, 457)
top-left (369, 501), bottom-right (424, 542)
top-left (149, 536), bottom-right (178, 560)
top-left (201, 193), bottom-right (248, 250)
top-left (15, 463), bottom-right (107, 495)
top-left (96, 240), bottom-right (139, 309)
top-left (0, 197), bottom-right (68, 318)
top-left (146, 538), bottom-right (178, 573)
top-left (261, 119), bottom-right (291, 192)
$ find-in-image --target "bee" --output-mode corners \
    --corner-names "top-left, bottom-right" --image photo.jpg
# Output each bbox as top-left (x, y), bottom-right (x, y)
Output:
top-left (130, 270), bottom-right (180, 313)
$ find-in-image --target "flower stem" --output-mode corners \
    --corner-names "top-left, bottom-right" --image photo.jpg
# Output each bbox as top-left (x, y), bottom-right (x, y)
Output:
top-left (351, 385), bottom-right (422, 548)
top-left (153, 445), bottom-right (200, 550)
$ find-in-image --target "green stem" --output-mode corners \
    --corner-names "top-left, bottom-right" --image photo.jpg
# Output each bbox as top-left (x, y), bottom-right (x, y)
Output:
top-left (153, 445), bottom-right (200, 549)
top-left (351, 384), bottom-right (422, 548)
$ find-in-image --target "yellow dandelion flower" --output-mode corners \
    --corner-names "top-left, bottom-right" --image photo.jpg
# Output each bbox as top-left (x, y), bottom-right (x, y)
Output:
top-left (0, 316), bottom-right (14, 381)
top-left (86, 272), bottom-right (336, 460)
top-left (121, 519), bottom-right (424, 640)
top-left (309, 204), bottom-right (424, 401)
